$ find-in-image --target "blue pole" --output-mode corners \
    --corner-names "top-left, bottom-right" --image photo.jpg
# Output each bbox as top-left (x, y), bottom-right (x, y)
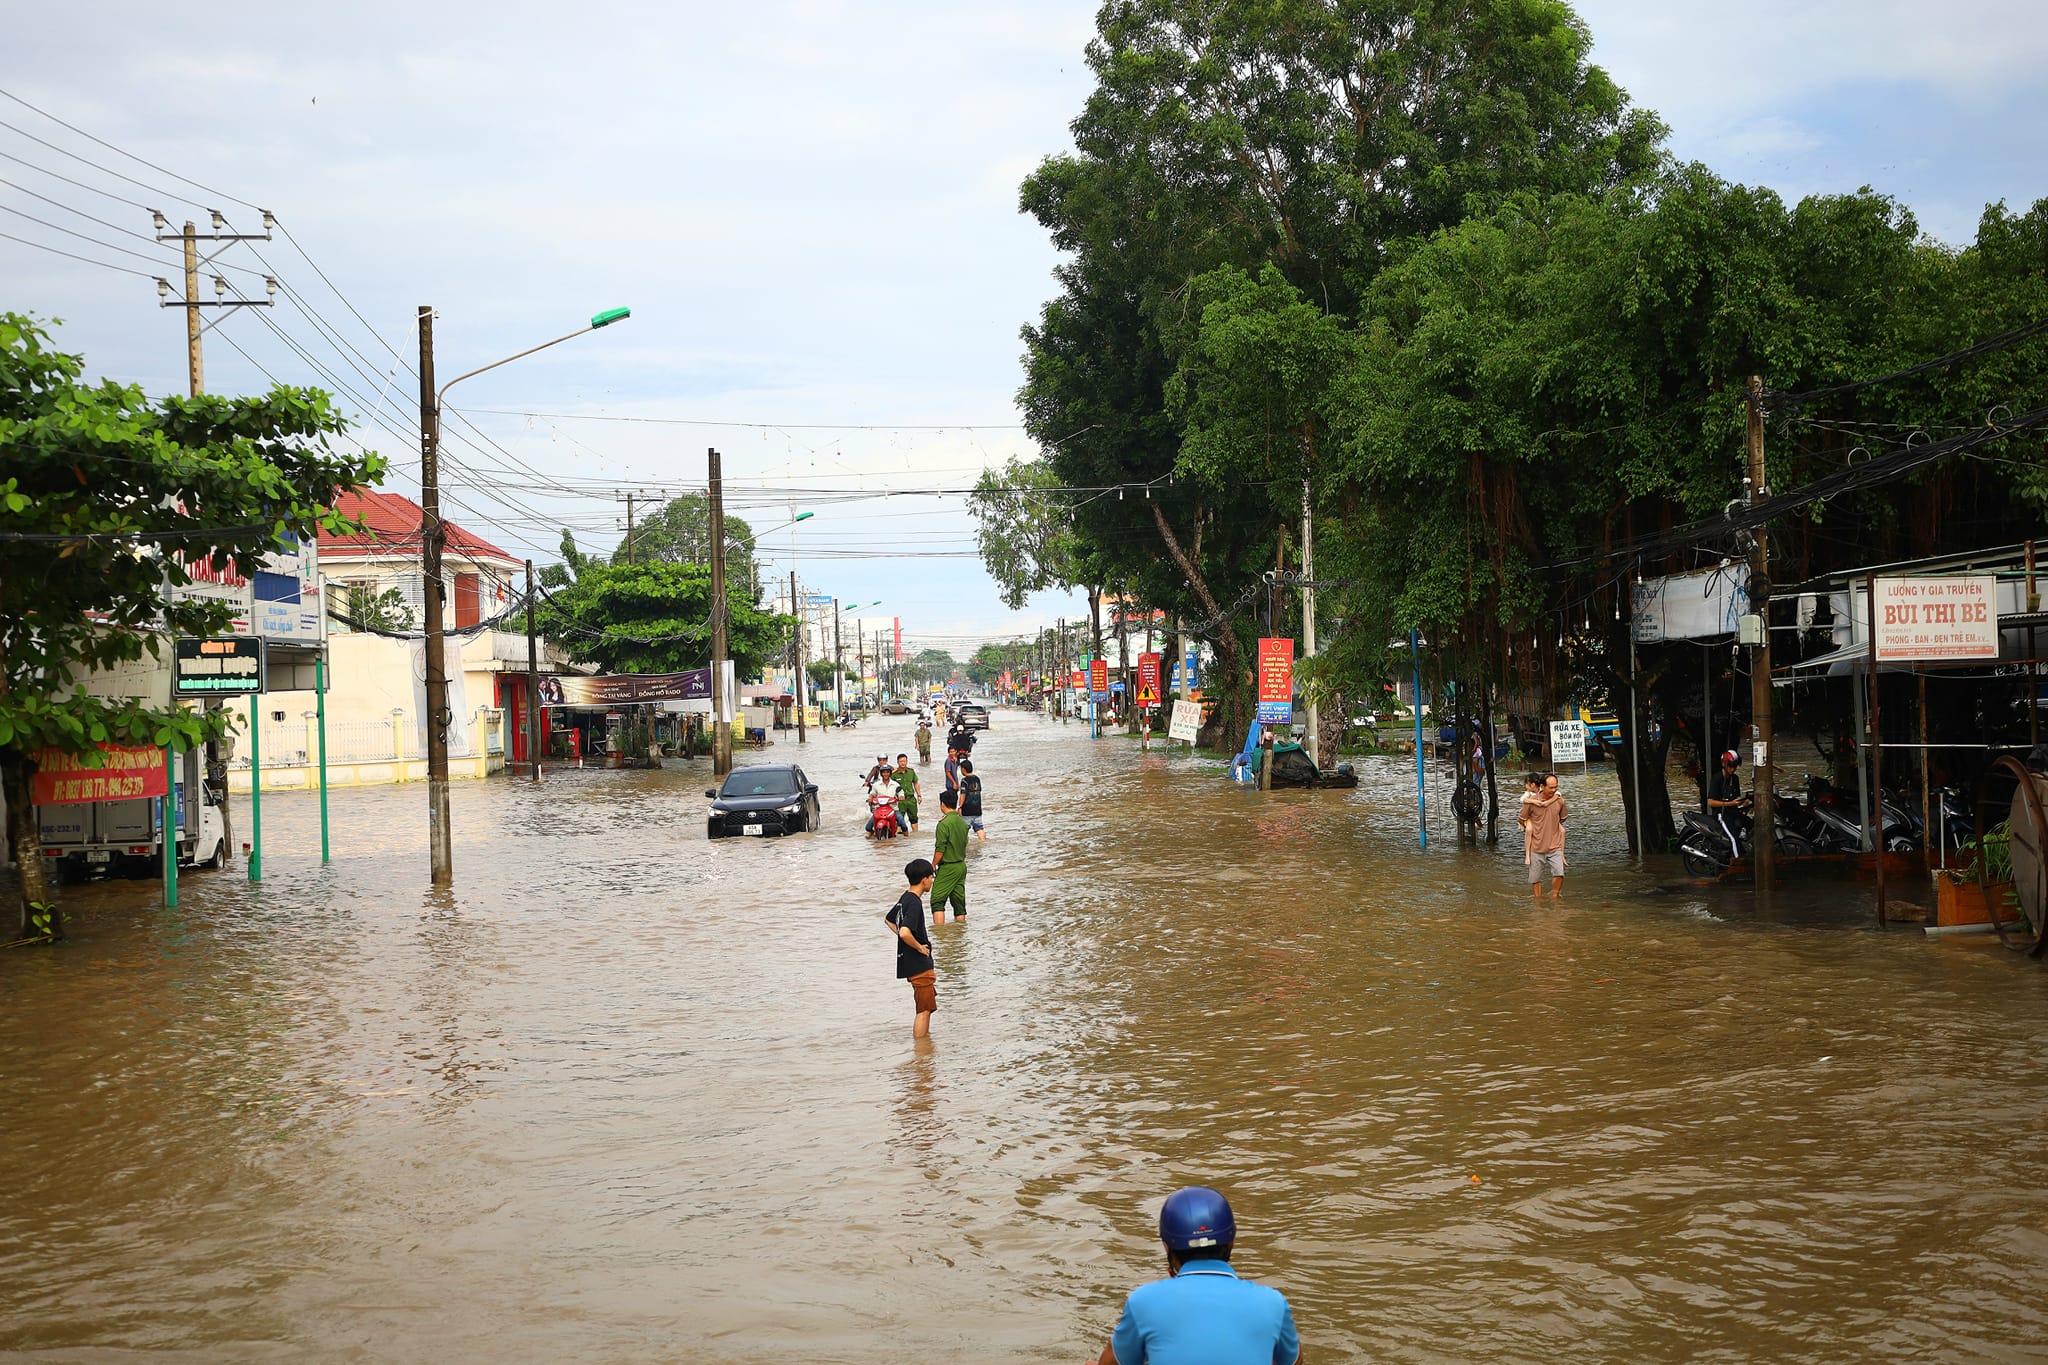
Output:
top-left (1412, 629), bottom-right (1427, 850)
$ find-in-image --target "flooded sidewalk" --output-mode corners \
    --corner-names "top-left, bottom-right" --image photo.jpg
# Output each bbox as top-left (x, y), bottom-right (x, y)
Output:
top-left (4, 714), bottom-right (2047, 1361)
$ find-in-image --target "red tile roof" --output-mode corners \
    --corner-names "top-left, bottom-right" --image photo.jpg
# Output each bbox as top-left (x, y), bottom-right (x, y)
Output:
top-left (319, 488), bottom-right (517, 566)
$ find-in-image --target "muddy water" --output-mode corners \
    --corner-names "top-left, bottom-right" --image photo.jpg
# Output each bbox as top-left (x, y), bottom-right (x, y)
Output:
top-left (4, 715), bottom-right (2047, 1362)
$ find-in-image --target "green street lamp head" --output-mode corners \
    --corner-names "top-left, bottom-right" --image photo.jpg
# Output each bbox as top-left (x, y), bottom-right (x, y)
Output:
top-left (793, 511), bottom-right (815, 522)
top-left (590, 307), bottom-right (631, 328)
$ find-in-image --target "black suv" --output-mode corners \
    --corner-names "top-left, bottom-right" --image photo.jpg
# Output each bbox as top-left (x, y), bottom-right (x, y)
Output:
top-left (706, 764), bottom-right (820, 837)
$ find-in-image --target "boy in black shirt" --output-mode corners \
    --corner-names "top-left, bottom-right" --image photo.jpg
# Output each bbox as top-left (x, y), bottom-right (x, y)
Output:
top-left (887, 858), bottom-right (937, 1038)
top-left (959, 758), bottom-right (986, 841)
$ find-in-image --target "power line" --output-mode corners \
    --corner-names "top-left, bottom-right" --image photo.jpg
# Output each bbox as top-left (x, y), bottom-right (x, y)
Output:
top-left (0, 228), bottom-right (158, 277)
top-left (461, 406), bottom-right (1026, 432)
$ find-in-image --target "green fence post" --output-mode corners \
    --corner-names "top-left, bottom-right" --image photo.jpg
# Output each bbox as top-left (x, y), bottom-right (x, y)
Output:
top-left (248, 693), bottom-right (262, 883)
top-left (163, 741), bottom-right (178, 908)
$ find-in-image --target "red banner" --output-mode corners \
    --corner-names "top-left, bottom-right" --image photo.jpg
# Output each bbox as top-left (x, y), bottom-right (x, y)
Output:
top-left (1256, 637), bottom-right (1294, 723)
top-left (1071, 669), bottom-right (1083, 689)
top-left (1089, 658), bottom-right (1110, 696)
top-left (1137, 652), bottom-right (1162, 705)
top-left (33, 744), bottom-right (169, 805)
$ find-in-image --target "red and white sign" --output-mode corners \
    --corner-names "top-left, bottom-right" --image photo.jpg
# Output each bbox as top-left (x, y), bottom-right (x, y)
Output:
top-left (33, 744), bottom-right (169, 805)
top-left (1256, 637), bottom-right (1294, 724)
top-left (1089, 658), bottom-right (1110, 696)
top-left (1137, 652), bottom-right (1162, 706)
top-left (1873, 576), bottom-right (1999, 661)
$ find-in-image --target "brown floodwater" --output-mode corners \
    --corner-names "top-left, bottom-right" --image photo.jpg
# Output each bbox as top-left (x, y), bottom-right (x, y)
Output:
top-left (4, 713), bottom-right (2047, 1362)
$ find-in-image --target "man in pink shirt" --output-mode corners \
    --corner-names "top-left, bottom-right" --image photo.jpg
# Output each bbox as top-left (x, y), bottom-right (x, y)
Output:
top-left (1525, 772), bottom-right (1567, 903)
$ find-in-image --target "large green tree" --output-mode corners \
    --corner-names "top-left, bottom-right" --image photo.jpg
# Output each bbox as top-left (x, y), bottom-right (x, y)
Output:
top-left (1013, 0), bottom-right (1666, 736)
top-left (0, 314), bottom-right (382, 936)
top-left (532, 555), bottom-right (790, 678)
top-left (617, 491), bottom-right (760, 596)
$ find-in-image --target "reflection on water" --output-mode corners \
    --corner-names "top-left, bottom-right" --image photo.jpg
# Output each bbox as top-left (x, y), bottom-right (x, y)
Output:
top-left (4, 717), bottom-right (2048, 1361)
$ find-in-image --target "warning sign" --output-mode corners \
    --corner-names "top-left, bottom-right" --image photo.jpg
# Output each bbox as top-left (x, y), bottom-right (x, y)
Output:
top-left (1137, 652), bottom-right (1162, 705)
top-left (1256, 637), bottom-right (1293, 725)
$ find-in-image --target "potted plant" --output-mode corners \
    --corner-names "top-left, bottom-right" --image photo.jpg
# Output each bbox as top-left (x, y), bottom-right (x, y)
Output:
top-left (1936, 820), bottom-right (2020, 926)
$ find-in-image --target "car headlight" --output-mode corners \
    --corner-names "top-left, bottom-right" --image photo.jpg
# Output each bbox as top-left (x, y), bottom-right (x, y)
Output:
top-left (779, 801), bottom-right (802, 813)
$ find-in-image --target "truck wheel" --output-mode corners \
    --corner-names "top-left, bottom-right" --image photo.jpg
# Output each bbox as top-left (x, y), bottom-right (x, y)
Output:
top-left (201, 837), bottom-right (226, 870)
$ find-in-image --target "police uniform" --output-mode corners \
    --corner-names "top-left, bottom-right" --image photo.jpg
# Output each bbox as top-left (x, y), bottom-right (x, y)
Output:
top-left (1109, 1261), bottom-right (1300, 1365)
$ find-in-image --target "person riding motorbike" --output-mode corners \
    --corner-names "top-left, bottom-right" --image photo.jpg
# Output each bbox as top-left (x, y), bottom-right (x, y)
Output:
top-left (1707, 749), bottom-right (1747, 849)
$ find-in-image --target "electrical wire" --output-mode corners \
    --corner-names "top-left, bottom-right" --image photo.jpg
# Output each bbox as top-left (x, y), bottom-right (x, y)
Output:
top-left (0, 228), bottom-right (158, 277)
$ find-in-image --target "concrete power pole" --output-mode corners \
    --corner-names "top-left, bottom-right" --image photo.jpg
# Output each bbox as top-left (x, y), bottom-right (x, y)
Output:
top-left (154, 213), bottom-right (276, 869)
top-left (708, 448), bottom-right (732, 777)
top-left (525, 558), bottom-right (541, 783)
top-left (834, 601), bottom-right (844, 720)
top-left (791, 569), bottom-right (806, 744)
top-left (1747, 374), bottom-right (1775, 891)
top-left (418, 306), bottom-right (454, 886)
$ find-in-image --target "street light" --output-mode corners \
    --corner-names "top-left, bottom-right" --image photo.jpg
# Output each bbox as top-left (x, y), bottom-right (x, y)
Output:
top-left (417, 304), bottom-right (630, 887)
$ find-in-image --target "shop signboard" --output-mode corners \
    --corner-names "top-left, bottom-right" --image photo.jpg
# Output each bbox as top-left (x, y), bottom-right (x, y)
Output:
top-left (1256, 637), bottom-right (1293, 724)
top-left (1549, 719), bottom-right (1587, 765)
top-left (1872, 575), bottom-right (1999, 661)
top-left (32, 744), bottom-right (169, 804)
top-left (1168, 699), bottom-right (1202, 744)
top-left (173, 636), bottom-right (267, 696)
top-left (539, 668), bottom-right (712, 706)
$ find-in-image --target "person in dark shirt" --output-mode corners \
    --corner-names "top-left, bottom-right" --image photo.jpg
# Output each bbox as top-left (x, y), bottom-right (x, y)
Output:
top-left (886, 858), bottom-right (937, 1038)
top-left (959, 757), bottom-right (986, 841)
top-left (1707, 749), bottom-right (1746, 849)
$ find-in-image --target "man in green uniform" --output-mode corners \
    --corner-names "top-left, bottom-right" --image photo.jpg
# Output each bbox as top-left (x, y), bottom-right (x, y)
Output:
top-left (931, 788), bottom-right (968, 923)
top-left (892, 754), bottom-right (921, 832)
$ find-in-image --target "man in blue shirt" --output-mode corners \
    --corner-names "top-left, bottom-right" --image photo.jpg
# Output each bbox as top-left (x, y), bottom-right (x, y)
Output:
top-left (1096, 1186), bottom-right (1304, 1364)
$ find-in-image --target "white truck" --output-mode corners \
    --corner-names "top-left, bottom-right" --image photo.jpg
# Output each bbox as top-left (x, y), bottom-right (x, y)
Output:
top-left (36, 746), bottom-right (229, 880)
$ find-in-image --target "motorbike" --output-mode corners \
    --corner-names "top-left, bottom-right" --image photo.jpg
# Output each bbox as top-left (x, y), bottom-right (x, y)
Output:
top-left (1799, 775), bottom-right (1922, 852)
top-left (865, 790), bottom-right (903, 840)
top-left (1677, 800), bottom-right (1819, 877)
top-left (834, 712), bottom-right (861, 728)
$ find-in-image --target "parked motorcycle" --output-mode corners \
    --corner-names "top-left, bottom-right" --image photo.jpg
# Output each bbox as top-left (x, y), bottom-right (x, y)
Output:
top-left (1677, 800), bottom-right (1817, 878)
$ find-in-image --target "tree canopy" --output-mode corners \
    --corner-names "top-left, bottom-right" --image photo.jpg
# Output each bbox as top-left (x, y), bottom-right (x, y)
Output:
top-left (0, 312), bottom-right (383, 934)
top-left (532, 556), bottom-right (790, 678)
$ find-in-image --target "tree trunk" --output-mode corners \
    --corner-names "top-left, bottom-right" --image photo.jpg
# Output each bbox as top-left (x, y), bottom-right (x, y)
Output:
top-left (1483, 684), bottom-right (1500, 845)
top-left (1147, 500), bottom-right (1248, 745)
top-left (2, 754), bottom-right (60, 940)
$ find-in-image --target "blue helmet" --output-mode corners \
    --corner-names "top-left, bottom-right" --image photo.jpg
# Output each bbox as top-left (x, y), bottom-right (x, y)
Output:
top-left (1159, 1186), bottom-right (1235, 1252)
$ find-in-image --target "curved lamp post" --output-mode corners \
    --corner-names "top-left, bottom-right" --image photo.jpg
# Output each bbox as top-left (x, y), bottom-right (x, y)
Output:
top-left (418, 306), bottom-right (630, 886)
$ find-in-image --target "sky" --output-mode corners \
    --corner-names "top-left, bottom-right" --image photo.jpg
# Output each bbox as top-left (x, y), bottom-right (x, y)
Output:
top-left (6, 1), bottom-right (2047, 660)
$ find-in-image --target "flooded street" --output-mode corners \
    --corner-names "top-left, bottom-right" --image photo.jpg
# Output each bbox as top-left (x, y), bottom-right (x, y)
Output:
top-left (5, 713), bottom-right (2048, 1362)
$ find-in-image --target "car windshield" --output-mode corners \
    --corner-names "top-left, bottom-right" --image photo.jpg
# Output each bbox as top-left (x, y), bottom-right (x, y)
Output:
top-left (720, 770), bottom-right (798, 798)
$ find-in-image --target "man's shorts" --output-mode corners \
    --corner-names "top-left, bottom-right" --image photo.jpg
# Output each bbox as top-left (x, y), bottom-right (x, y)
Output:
top-left (907, 969), bottom-right (937, 1013)
top-left (1529, 848), bottom-right (1566, 883)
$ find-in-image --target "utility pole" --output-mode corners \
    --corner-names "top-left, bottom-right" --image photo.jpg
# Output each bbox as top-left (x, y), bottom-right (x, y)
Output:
top-left (418, 306), bottom-right (453, 886)
top-left (834, 601), bottom-right (844, 720)
top-left (708, 448), bottom-right (732, 777)
top-left (1301, 477), bottom-right (1319, 767)
top-left (791, 569), bottom-right (806, 744)
top-left (154, 211), bottom-right (276, 396)
top-left (1746, 375), bottom-right (1775, 891)
top-left (156, 215), bottom-right (277, 875)
top-left (624, 491), bottom-right (636, 565)
top-left (525, 558), bottom-right (541, 783)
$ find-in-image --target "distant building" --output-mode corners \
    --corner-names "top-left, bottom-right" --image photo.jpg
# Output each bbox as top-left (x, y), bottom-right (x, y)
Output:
top-left (318, 488), bottom-right (521, 630)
